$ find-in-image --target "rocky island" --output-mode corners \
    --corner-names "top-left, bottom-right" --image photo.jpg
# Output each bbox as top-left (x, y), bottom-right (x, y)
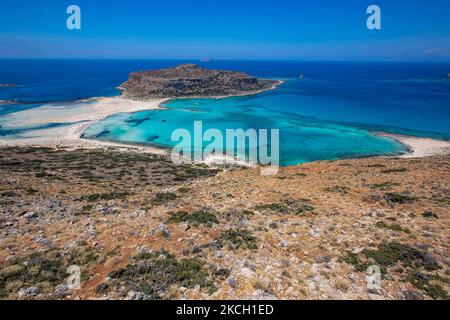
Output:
top-left (118, 64), bottom-right (281, 99)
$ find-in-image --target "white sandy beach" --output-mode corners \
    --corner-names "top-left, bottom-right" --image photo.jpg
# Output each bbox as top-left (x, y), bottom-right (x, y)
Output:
top-left (0, 96), bottom-right (167, 127)
top-left (0, 96), bottom-right (168, 154)
top-left (376, 132), bottom-right (450, 158)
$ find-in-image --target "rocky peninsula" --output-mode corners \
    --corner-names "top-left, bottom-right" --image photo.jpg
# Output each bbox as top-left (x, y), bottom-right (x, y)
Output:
top-left (118, 64), bottom-right (281, 99)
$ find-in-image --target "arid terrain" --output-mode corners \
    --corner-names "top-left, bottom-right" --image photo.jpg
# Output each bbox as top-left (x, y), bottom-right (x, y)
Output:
top-left (0, 146), bottom-right (449, 300)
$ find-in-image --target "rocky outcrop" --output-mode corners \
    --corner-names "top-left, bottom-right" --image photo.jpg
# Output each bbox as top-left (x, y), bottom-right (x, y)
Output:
top-left (118, 64), bottom-right (280, 99)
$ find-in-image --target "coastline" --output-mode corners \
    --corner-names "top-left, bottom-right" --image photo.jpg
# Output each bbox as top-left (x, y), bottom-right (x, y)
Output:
top-left (119, 79), bottom-right (284, 101)
top-left (1, 81), bottom-right (449, 163)
top-left (0, 96), bottom-right (169, 154)
top-left (0, 81), bottom-right (284, 154)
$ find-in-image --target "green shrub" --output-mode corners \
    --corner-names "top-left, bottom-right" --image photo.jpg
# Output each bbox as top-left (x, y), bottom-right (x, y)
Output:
top-left (375, 221), bottom-right (411, 234)
top-left (382, 168), bottom-right (407, 173)
top-left (384, 193), bottom-right (416, 204)
top-left (255, 203), bottom-right (289, 214)
top-left (104, 251), bottom-right (216, 299)
top-left (218, 229), bottom-right (257, 251)
top-left (152, 192), bottom-right (177, 205)
top-left (324, 186), bottom-right (350, 194)
top-left (167, 210), bottom-right (219, 226)
top-left (82, 204), bottom-right (94, 212)
top-left (369, 181), bottom-right (400, 190)
top-left (339, 242), bottom-right (446, 299)
top-left (256, 199), bottom-right (315, 216)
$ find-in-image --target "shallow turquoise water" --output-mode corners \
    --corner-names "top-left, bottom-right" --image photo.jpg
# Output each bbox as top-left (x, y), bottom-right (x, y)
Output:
top-left (83, 85), bottom-right (407, 166)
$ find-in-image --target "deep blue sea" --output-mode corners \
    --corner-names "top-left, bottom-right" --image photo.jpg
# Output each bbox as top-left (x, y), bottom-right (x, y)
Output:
top-left (1, 60), bottom-right (449, 165)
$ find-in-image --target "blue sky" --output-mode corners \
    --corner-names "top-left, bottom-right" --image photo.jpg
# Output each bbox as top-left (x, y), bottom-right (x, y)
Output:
top-left (1, 0), bottom-right (449, 60)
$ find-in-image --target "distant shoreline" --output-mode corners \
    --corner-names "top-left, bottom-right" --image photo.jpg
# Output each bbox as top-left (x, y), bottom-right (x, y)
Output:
top-left (374, 132), bottom-right (450, 158)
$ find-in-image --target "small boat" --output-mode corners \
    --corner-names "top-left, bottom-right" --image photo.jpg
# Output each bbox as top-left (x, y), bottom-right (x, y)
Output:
top-left (0, 83), bottom-right (20, 87)
top-left (299, 74), bottom-right (304, 80)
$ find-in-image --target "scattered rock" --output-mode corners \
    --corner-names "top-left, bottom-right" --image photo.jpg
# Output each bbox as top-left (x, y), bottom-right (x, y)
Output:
top-left (269, 222), bottom-right (278, 229)
top-left (422, 211), bottom-right (438, 219)
top-left (365, 210), bottom-right (386, 218)
top-left (95, 283), bottom-right (110, 294)
top-left (85, 225), bottom-right (97, 238)
top-left (239, 267), bottom-right (255, 279)
top-left (151, 223), bottom-right (170, 239)
top-left (126, 290), bottom-right (147, 300)
top-left (33, 236), bottom-right (48, 245)
top-left (53, 284), bottom-right (71, 298)
top-left (247, 289), bottom-right (277, 300)
top-left (227, 277), bottom-right (239, 288)
top-left (191, 246), bottom-right (202, 254)
top-left (402, 290), bottom-right (424, 300)
top-left (18, 286), bottom-right (40, 298)
top-left (280, 240), bottom-right (288, 248)
top-left (23, 212), bottom-right (38, 219)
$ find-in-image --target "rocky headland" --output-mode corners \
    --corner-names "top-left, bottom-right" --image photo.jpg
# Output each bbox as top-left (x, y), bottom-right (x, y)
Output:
top-left (118, 64), bottom-right (281, 99)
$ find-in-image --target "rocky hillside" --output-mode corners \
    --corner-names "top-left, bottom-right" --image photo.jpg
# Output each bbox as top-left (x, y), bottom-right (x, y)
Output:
top-left (0, 147), bottom-right (449, 300)
top-left (118, 64), bottom-right (280, 99)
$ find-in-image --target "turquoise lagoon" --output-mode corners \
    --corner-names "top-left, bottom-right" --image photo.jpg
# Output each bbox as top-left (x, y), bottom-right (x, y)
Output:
top-left (2, 60), bottom-right (450, 166)
top-left (82, 83), bottom-right (407, 166)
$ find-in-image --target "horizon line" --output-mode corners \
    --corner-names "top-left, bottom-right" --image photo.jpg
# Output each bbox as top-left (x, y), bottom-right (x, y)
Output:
top-left (1, 58), bottom-right (450, 63)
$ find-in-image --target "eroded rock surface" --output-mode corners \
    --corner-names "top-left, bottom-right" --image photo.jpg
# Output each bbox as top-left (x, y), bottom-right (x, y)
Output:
top-left (119, 64), bottom-right (280, 99)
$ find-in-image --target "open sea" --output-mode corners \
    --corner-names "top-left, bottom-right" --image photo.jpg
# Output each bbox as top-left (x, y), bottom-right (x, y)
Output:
top-left (1, 59), bottom-right (449, 165)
